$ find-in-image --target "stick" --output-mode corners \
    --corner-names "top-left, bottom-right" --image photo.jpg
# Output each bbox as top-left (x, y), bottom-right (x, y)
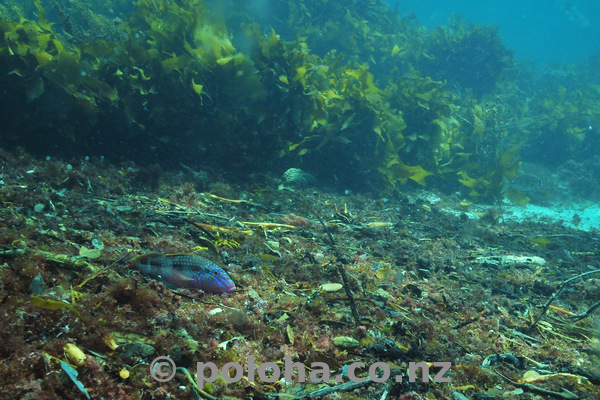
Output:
top-left (77, 251), bottom-right (133, 288)
top-left (296, 376), bottom-right (373, 398)
top-left (286, 188), bottom-right (361, 326)
top-left (569, 300), bottom-right (600, 321)
top-left (525, 269), bottom-right (600, 334)
top-left (495, 371), bottom-right (578, 400)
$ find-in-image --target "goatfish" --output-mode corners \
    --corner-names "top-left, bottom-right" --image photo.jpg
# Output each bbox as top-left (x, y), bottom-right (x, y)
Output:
top-left (501, 174), bottom-right (543, 194)
top-left (129, 253), bottom-right (235, 294)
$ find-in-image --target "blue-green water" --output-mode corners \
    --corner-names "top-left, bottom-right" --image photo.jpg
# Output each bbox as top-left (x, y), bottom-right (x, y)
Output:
top-left (388, 0), bottom-right (600, 64)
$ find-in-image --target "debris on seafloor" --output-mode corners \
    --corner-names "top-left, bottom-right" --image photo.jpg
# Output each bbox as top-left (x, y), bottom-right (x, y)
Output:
top-left (474, 254), bottom-right (547, 268)
top-left (1, 152), bottom-right (600, 399)
top-left (61, 362), bottom-right (91, 399)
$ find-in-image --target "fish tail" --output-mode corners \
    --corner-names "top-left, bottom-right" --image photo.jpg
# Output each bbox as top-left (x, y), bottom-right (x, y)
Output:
top-left (501, 176), bottom-right (510, 193)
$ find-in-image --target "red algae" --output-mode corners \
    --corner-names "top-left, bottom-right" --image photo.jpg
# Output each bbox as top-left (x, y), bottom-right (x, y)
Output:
top-left (0, 150), bottom-right (599, 399)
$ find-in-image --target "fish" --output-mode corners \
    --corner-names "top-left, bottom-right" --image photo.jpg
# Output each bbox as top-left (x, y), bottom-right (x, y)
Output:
top-left (501, 174), bottom-right (543, 193)
top-left (129, 253), bottom-right (235, 294)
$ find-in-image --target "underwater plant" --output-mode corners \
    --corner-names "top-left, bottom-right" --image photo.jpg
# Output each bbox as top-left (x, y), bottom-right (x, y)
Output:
top-left (1, 0), bottom-right (599, 201)
top-left (419, 15), bottom-right (513, 97)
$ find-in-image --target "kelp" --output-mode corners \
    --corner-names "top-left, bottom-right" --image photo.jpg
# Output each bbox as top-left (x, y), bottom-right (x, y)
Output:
top-left (1, 0), bottom-right (598, 202)
top-left (419, 15), bottom-right (513, 97)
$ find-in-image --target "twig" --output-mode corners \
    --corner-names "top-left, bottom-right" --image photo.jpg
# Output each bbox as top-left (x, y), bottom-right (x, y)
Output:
top-left (499, 325), bottom-right (541, 344)
top-left (205, 193), bottom-right (263, 208)
top-left (452, 310), bottom-right (490, 329)
top-left (337, 262), bottom-right (361, 326)
top-left (77, 251), bottom-right (133, 288)
top-left (287, 188), bottom-right (361, 326)
top-left (241, 222), bottom-right (296, 230)
top-left (569, 300), bottom-right (600, 321)
top-left (526, 269), bottom-right (600, 334)
top-left (324, 297), bottom-right (380, 307)
top-left (494, 370), bottom-right (579, 400)
top-left (296, 376), bottom-right (374, 398)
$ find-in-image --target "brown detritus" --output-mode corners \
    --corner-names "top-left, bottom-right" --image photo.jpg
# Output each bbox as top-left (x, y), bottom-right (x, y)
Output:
top-left (452, 364), bottom-right (497, 389)
top-left (0, 150), bottom-right (600, 398)
top-left (282, 213), bottom-right (312, 228)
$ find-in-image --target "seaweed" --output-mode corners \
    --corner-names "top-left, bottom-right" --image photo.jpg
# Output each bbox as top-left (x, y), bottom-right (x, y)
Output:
top-left (419, 15), bottom-right (513, 97)
top-left (61, 361), bottom-right (91, 399)
top-left (0, 0), bottom-right (599, 200)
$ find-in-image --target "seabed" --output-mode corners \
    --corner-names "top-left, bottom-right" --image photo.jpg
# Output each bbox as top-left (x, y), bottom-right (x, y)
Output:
top-left (1, 151), bottom-right (599, 400)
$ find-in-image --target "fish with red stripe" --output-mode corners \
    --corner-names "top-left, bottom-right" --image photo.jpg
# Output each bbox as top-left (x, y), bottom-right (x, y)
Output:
top-left (129, 253), bottom-right (235, 294)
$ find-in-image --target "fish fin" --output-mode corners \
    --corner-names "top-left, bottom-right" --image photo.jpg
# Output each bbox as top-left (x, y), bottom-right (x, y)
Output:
top-left (129, 252), bottom-right (163, 262)
top-left (501, 176), bottom-right (510, 193)
top-left (161, 269), bottom-right (196, 287)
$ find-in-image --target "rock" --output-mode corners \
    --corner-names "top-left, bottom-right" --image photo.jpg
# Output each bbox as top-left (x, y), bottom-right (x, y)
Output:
top-left (362, 339), bottom-right (406, 360)
top-left (116, 342), bottom-right (156, 359)
top-left (319, 283), bottom-right (343, 292)
top-left (452, 392), bottom-right (469, 400)
top-left (281, 168), bottom-right (317, 187)
top-left (29, 273), bottom-right (46, 294)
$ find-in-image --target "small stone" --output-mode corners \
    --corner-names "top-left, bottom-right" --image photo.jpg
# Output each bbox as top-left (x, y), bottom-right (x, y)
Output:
top-left (248, 288), bottom-right (261, 300)
top-left (363, 339), bottom-right (406, 360)
top-left (29, 274), bottom-right (46, 294)
top-left (452, 393), bottom-right (469, 400)
top-left (319, 283), bottom-right (343, 292)
top-left (116, 342), bottom-right (156, 358)
top-left (91, 237), bottom-right (105, 250)
top-left (281, 168), bottom-right (317, 187)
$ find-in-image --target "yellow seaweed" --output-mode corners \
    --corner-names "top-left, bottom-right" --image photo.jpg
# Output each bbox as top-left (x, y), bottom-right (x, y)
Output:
top-left (31, 295), bottom-right (80, 316)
